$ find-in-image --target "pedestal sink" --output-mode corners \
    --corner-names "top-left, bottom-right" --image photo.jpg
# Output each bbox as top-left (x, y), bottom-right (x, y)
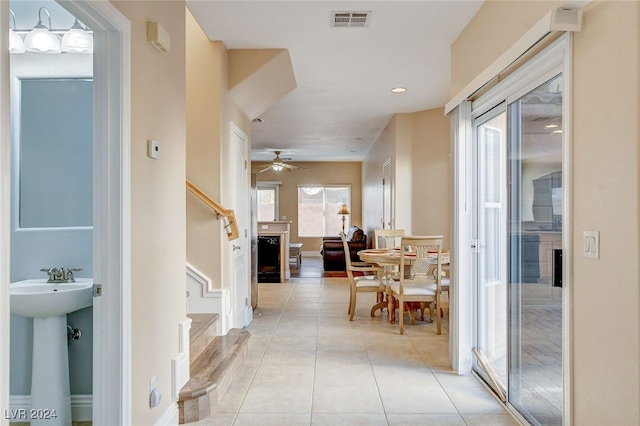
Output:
top-left (10, 278), bottom-right (93, 426)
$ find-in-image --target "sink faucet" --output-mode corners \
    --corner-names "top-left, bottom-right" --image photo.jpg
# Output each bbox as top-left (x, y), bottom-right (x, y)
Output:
top-left (40, 267), bottom-right (82, 283)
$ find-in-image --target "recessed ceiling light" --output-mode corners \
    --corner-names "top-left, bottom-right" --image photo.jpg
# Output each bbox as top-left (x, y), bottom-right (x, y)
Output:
top-left (391, 87), bottom-right (406, 93)
top-left (355, 137), bottom-right (363, 141)
top-left (545, 124), bottom-right (559, 128)
top-left (552, 129), bottom-right (563, 134)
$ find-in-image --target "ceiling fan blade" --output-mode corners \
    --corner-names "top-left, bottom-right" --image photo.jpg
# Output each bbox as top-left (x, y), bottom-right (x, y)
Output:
top-left (281, 163), bottom-right (304, 170)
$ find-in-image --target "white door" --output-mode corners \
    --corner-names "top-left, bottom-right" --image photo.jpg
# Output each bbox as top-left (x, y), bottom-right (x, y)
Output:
top-left (230, 123), bottom-right (251, 328)
top-left (382, 159), bottom-right (392, 229)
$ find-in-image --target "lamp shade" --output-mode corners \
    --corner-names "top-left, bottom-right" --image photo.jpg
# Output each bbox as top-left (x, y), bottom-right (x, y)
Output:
top-left (338, 205), bottom-right (350, 215)
top-left (25, 27), bottom-right (61, 53)
top-left (9, 29), bottom-right (25, 53)
top-left (24, 7), bottom-right (61, 53)
top-left (62, 20), bottom-right (93, 53)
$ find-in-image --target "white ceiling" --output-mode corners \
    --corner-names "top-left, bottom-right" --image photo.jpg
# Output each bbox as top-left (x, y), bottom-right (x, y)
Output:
top-left (187, 1), bottom-right (484, 162)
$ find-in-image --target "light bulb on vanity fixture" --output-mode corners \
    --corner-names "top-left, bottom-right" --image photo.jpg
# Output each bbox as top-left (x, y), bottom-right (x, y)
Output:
top-left (24, 8), bottom-right (61, 53)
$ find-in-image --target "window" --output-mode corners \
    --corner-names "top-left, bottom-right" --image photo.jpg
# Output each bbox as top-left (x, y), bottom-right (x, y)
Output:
top-left (257, 183), bottom-right (279, 221)
top-left (298, 186), bottom-right (350, 237)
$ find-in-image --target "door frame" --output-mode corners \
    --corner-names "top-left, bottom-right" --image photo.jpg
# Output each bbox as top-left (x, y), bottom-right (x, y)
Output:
top-left (230, 122), bottom-right (252, 329)
top-left (453, 34), bottom-right (573, 424)
top-left (64, 1), bottom-right (132, 422)
top-left (3, 1), bottom-right (132, 423)
top-left (382, 158), bottom-right (392, 229)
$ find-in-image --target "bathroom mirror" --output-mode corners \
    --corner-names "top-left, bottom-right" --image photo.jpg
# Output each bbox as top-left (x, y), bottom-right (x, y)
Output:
top-left (18, 78), bottom-right (93, 228)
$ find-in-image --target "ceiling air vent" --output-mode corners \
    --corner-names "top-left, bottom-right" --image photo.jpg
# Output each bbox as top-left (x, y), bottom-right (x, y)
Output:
top-left (331, 11), bottom-right (371, 28)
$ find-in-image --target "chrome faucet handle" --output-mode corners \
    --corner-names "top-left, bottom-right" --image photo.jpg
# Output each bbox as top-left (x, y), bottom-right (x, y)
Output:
top-left (40, 267), bottom-right (55, 279)
top-left (64, 267), bottom-right (82, 282)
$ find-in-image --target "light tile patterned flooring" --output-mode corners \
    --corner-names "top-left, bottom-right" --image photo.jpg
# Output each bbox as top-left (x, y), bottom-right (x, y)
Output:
top-left (194, 260), bottom-right (520, 426)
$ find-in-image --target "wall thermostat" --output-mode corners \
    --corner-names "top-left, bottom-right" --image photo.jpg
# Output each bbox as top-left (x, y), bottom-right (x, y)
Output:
top-left (148, 140), bottom-right (160, 159)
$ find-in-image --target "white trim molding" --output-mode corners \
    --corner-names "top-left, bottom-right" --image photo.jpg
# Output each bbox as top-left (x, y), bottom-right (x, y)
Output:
top-left (186, 263), bottom-right (231, 335)
top-left (154, 402), bottom-right (178, 426)
top-left (1, 3), bottom-right (12, 423)
top-left (59, 1), bottom-right (132, 424)
top-left (186, 262), bottom-right (215, 295)
top-left (171, 318), bottom-right (192, 402)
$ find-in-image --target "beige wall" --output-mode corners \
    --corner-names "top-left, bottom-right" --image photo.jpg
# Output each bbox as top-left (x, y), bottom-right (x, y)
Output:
top-left (362, 116), bottom-right (395, 238)
top-left (411, 109), bottom-right (451, 247)
top-left (111, 1), bottom-right (186, 424)
top-left (186, 10), bottom-right (223, 284)
top-left (186, 10), bottom-right (252, 293)
top-left (363, 110), bottom-right (451, 248)
top-left (255, 162), bottom-right (362, 252)
top-left (451, 1), bottom-right (640, 423)
top-left (451, 0), bottom-right (562, 95)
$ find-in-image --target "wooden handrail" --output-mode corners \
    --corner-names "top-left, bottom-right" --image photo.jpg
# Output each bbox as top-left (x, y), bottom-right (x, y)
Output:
top-left (186, 179), bottom-right (240, 241)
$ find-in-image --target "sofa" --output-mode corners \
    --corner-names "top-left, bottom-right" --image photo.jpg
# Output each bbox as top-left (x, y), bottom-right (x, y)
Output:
top-left (320, 226), bottom-right (367, 271)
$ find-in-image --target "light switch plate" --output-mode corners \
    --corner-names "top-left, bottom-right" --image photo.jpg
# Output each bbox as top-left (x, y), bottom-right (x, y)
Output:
top-left (583, 230), bottom-right (599, 258)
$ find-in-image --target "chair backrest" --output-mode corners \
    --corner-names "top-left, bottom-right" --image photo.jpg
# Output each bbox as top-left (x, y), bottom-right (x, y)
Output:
top-left (399, 235), bottom-right (444, 285)
top-left (340, 232), bottom-right (353, 270)
top-left (374, 229), bottom-right (405, 249)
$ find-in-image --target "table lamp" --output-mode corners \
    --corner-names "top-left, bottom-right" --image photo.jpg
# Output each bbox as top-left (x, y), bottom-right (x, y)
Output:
top-left (338, 204), bottom-right (350, 233)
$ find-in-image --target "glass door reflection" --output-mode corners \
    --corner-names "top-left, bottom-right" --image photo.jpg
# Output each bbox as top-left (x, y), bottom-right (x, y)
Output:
top-left (508, 75), bottom-right (564, 425)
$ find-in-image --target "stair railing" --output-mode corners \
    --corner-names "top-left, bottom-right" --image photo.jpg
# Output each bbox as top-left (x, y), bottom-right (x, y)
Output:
top-left (186, 179), bottom-right (240, 241)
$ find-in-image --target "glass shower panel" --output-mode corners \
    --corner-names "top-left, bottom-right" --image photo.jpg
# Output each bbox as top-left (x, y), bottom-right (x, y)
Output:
top-left (508, 75), bottom-right (563, 425)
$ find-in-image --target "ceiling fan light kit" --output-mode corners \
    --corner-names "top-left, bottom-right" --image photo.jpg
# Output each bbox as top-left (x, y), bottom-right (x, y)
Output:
top-left (255, 151), bottom-right (305, 173)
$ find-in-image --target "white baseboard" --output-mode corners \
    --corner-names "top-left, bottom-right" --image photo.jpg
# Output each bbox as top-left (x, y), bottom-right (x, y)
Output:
top-left (172, 317), bottom-right (191, 402)
top-left (154, 401), bottom-right (178, 426)
top-left (10, 395), bottom-right (92, 422)
top-left (186, 263), bottom-right (230, 335)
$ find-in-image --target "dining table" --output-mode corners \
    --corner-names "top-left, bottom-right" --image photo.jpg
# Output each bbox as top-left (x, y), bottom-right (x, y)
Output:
top-left (358, 247), bottom-right (450, 322)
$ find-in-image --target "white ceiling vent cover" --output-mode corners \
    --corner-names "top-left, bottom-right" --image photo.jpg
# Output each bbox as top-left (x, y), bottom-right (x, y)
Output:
top-left (331, 11), bottom-right (371, 28)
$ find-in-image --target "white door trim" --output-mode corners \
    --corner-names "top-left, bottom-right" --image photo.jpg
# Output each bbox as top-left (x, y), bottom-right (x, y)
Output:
top-left (1, 3), bottom-right (12, 422)
top-left (59, 1), bottom-right (132, 424)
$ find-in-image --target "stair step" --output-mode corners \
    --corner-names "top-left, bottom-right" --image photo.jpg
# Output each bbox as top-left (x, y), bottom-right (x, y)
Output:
top-left (178, 328), bottom-right (250, 424)
top-left (188, 313), bottom-right (219, 362)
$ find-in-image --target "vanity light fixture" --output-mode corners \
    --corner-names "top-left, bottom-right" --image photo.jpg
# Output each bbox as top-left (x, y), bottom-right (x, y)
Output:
top-left (9, 8), bottom-right (93, 54)
top-left (9, 10), bottom-right (25, 54)
top-left (61, 19), bottom-right (93, 53)
top-left (391, 87), bottom-right (407, 93)
top-left (24, 8), bottom-right (61, 53)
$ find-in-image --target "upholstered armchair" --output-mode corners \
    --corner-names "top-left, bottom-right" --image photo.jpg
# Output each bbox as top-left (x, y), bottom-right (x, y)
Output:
top-left (320, 226), bottom-right (367, 271)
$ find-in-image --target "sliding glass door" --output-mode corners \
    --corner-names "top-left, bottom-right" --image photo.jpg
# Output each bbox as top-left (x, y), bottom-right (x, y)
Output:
top-left (508, 76), bottom-right (564, 426)
top-left (473, 108), bottom-right (508, 399)
top-left (470, 36), bottom-right (568, 426)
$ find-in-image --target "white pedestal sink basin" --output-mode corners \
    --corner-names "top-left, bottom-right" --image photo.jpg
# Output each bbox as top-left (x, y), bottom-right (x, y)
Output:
top-left (10, 278), bottom-right (93, 426)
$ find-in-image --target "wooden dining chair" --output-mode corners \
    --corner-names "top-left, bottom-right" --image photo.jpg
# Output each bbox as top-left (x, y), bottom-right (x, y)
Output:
top-left (340, 233), bottom-right (385, 321)
top-left (387, 235), bottom-right (444, 335)
top-left (374, 229), bottom-right (405, 249)
top-left (373, 229), bottom-right (405, 286)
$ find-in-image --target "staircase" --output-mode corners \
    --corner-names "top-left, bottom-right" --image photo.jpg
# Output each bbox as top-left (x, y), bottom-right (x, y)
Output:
top-left (178, 314), bottom-right (250, 424)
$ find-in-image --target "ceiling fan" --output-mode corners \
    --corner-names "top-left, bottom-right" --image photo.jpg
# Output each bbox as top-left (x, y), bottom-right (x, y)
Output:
top-left (254, 151), bottom-right (305, 173)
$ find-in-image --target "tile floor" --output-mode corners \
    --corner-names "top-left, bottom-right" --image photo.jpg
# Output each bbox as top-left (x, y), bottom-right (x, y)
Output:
top-left (195, 260), bottom-right (520, 426)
